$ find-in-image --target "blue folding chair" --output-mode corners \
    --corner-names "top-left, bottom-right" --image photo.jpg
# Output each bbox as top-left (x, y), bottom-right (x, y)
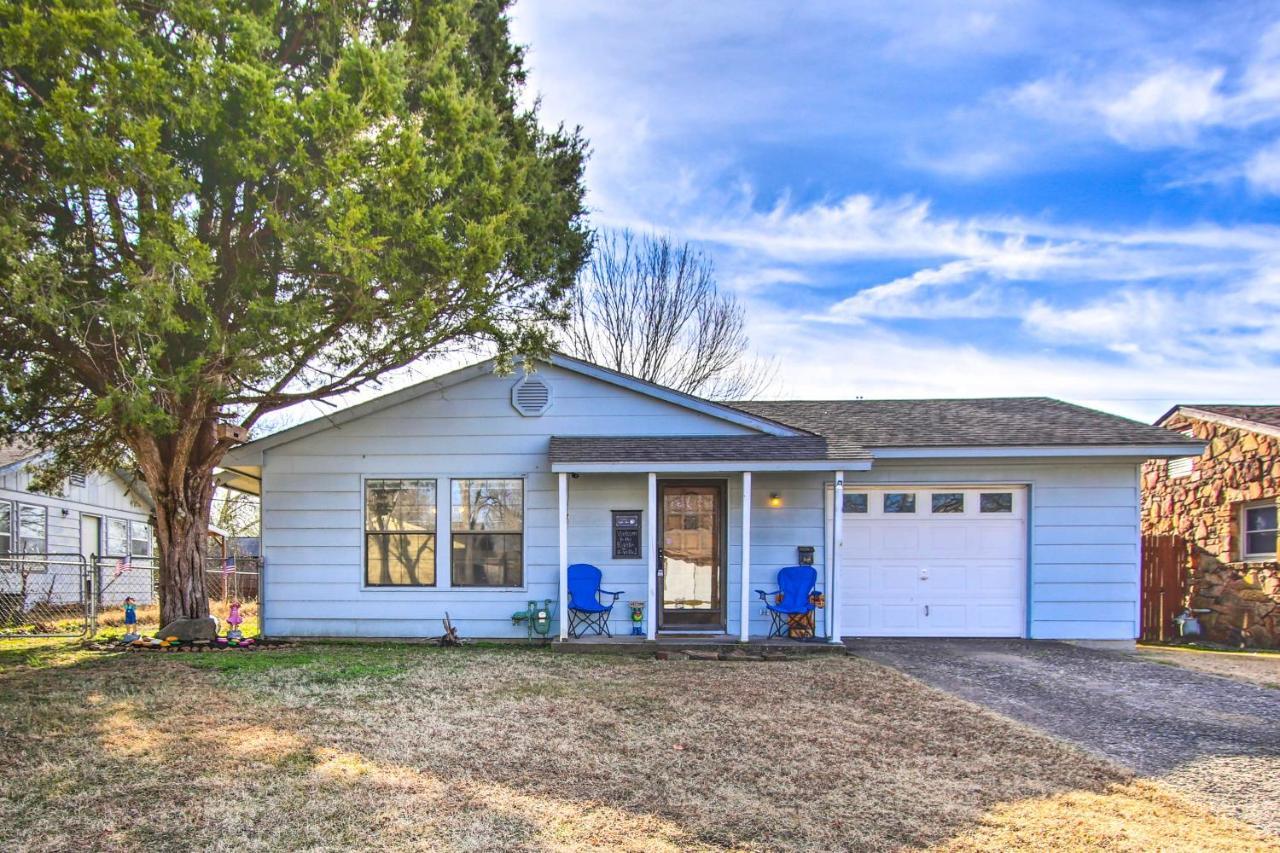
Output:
top-left (755, 565), bottom-right (819, 639)
top-left (567, 563), bottom-right (624, 638)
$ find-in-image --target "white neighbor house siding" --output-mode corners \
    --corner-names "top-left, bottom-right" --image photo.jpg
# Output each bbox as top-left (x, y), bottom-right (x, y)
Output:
top-left (259, 363), bottom-right (759, 638)
top-left (0, 465), bottom-right (155, 605)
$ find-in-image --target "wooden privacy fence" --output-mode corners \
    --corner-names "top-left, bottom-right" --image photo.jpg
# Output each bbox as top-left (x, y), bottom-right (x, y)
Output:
top-left (1141, 534), bottom-right (1190, 642)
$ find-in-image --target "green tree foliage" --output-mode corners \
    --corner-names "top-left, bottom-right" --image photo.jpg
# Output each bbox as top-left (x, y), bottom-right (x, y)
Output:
top-left (0, 0), bottom-right (589, 623)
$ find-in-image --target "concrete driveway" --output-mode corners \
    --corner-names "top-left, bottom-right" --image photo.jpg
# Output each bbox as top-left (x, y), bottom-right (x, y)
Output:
top-left (849, 638), bottom-right (1280, 835)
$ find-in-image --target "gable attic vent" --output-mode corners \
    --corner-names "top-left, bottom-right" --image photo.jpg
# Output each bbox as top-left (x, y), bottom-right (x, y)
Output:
top-left (511, 375), bottom-right (553, 417)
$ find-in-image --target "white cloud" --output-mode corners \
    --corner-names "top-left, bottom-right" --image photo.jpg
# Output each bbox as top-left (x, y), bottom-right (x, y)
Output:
top-left (1245, 141), bottom-right (1280, 194)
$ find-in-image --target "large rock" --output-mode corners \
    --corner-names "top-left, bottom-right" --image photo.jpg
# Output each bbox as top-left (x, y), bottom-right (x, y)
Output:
top-left (157, 617), bottom-right (218, 642)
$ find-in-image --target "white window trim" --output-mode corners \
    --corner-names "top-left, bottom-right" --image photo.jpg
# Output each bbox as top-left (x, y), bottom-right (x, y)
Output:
top-left (360, 476), bottom-right (441, 590)
top-left (105, 517), bottom-right (130, 557)
top-left (1241, 500), bottom-right (1279, 562)
top-left (448, 476), bottom-right (527, 591)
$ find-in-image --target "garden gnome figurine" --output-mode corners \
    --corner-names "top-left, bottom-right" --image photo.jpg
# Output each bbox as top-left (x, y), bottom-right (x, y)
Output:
top-left (122, 597), bottom-right (139, 642)
top-left (226, 601), bottom-right (244, 640)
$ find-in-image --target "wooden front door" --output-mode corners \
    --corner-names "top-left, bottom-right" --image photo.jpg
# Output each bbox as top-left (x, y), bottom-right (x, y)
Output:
top-left (657, 481), bottom-right (726, 630)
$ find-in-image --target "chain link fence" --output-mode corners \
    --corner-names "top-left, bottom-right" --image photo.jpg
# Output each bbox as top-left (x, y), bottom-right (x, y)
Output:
top-left (1, 553), bottom-right (261, 639)
top-left (0, 553), bottom-right (92, 637)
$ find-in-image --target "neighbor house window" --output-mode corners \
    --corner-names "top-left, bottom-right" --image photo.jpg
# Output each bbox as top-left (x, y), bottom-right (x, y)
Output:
top-left (0, 501), bottom-right (11, 555)
top-left (106, 518), bottom-right (129, 556)
top-left (451, 478), bottom-right (523, 587)
top-left (842, 493), bottom-right (867, 513)
top-left (129, 521), bottom-right (154, 558)
top-left (1242, 502), bottom-right (1278, 561)
top-left (365, 479), bottom-right (437, 586)
top-left (980, 492), bottom-right (1013, 513)
top-left (17, 504), bottom-right (46, 556)
top-left (884, 493), bottom-right (915, 513)
top-left (932, 493), bottom-right (964, 513)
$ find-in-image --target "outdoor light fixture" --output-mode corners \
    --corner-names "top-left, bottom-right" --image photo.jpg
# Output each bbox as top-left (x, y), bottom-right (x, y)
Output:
top-left (769, 493), bottom-right (782, 508)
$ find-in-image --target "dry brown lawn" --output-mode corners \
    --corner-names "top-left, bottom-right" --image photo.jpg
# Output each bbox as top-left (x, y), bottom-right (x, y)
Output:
top-left (1137, 643), bottom-right (1280, 690)
top-left (0, 640), bottom-right (1274, 852)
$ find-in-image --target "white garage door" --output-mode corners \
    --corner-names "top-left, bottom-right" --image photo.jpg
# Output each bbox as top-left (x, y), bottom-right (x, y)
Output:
top-left (838, 486), bottom-right (1027, 637)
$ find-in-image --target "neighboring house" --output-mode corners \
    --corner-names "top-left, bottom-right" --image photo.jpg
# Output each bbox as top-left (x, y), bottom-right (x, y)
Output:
top-left (0, 443), bottom-right (157, 608)
top-left (222, 353), bottom-right (1199, 642)
top-left (1144, 405), bottom-right (1280, 647)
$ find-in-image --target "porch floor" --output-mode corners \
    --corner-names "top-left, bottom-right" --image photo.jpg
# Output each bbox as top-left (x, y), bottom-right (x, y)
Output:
top-left (551, 634), bottom-right (847, 656)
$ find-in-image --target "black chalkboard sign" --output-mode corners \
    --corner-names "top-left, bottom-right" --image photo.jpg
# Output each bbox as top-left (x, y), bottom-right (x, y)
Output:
top-left (612, 510), bottom-right (642, 559)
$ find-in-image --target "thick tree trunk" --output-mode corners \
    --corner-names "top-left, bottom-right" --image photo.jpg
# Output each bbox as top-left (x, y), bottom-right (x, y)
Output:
top-left (133, 419), bottom-right (222, 626)
top-left (154, 484), bottom-right (214, 625)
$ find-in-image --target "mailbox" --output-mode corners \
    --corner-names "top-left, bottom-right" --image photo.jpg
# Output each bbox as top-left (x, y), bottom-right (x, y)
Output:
top-left (797, 545), bottom-right (815, 566)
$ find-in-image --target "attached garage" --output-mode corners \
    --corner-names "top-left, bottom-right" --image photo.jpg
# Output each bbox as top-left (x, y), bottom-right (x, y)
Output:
top-left (839, 485), bottom-right (1027, 637)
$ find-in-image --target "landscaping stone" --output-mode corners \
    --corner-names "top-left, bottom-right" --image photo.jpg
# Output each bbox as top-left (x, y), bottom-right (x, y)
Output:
top-left (156, 617), bottom-right (218, 643)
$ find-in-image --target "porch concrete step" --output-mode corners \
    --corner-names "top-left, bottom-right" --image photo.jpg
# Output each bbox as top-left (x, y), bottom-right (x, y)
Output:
top-left (550, 636), bottom-right (848, 657)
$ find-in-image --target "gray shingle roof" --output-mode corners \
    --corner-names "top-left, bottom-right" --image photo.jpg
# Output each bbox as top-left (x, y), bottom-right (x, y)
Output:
top-left (1172, 405), bottom-right (1280, 431)
top-left (0, 440), bottom-right (40, 469)
top-left (729, 397), bottom-right (1201, 448)
top-left (548, 435), bottom-right (871, 464)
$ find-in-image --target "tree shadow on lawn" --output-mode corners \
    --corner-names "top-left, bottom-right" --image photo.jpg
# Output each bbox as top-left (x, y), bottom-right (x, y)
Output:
top-left (0, 644), bottom-right (1272, 851)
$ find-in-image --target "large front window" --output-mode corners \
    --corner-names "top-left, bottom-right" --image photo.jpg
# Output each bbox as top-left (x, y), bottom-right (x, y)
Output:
top-left (365, 479), bottom-right (437, 586)
top-left (1242, 502), bottom-right (1278, 561)
top-left (451, 479), bottom-right (523, 587)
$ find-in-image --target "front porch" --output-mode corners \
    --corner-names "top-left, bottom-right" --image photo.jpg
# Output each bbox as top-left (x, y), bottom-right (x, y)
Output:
top-left (548, 436), bottom-right (872, 644)
top-left (550, 633), bottom-right (849, 656)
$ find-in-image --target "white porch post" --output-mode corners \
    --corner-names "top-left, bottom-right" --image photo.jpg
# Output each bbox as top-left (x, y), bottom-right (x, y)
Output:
top-left (740, 470), bottom-right (752, 642)
top-left (646, 473), bottom-right (658, 640)
top-left (829, 471), bottom-right (844, 643)
top-left (558, 472), bottom-right (569, 641)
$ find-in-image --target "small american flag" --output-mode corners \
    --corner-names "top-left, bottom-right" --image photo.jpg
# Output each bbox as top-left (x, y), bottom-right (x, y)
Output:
top-left (113, 557), bottom-right (131, 578)
top-left (221, 555), bottom-right (236, 575)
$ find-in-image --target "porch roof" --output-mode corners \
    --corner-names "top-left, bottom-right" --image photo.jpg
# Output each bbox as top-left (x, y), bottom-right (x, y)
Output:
top-left (548, 434), bottom-right (871, 473)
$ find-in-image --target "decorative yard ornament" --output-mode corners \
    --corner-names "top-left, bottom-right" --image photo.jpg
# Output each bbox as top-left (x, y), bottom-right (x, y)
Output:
top-left (629, 600), bottom-right (646, 636)
top-left (226, 602), bottom-right (244, 641)
top-left (122, 597), bottom-right (139, 642)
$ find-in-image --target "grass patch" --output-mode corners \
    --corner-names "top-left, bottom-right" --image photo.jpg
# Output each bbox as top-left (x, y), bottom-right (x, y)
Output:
top-left (0, 642), bottom-right (1274, 851)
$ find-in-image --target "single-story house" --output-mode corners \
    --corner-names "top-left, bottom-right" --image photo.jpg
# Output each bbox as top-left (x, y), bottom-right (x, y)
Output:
top-left (1, 443), bottom-right (158, 608)
top-left (222, 353), bottom-right (1202, 643)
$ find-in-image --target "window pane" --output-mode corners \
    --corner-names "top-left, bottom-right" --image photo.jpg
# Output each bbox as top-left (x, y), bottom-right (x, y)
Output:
top-left (18, 504), bottom-right (45, 553)
top-left (451, 479), bottom-right (523, 532)
top-left (0, 502), bottom-right (10, 555)
top-left (1245, 506), bottom-right (1277, 533)
top-left (1245, 531), bottom-right (1276, 558)
top-left (981, 493), bottom-right (1013, 513)
top-left (129, 521), bottom-right (153, 557)
top-left (932, 493), bottom-right (964, 513)
top-left (366, 479), bottom-right (436, 533)
top-left (842, 493), bottom-right (867, 513)
top-left (366, 533), bottom-right (436, 586)
top-left (106, 518), bottom-right (129, 556)
top-left (452, 533), bottom-right (523, 586)
top-left (884, 493), bottom-right (915, 513)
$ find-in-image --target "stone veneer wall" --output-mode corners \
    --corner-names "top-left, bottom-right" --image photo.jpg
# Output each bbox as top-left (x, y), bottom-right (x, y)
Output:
top-left (1141, 413), bottom-right (1280, 647)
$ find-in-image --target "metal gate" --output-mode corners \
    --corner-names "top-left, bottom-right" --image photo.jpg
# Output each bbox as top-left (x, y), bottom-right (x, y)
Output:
top-left (1141, 534), bottom-right (1190, 643)
top-left (0, 553), bottom-right (92, 638)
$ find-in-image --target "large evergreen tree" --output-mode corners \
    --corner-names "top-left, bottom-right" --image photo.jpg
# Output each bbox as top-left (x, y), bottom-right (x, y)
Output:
top-left (0, 0), bottom-right (589, 624)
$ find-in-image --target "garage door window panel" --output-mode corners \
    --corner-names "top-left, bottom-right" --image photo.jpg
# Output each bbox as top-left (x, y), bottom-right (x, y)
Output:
top-left (843, 493), bottom-right (867, 514)
top-left (980, 492), bottom-right (1013, 513)
top-left (884, 493), bottom-right (916, 513)
top-left (931, 493), bottom-right (964, 514)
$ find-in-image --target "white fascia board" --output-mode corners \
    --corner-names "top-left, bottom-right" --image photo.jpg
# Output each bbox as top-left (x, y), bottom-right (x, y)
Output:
top-left (868, 443), bottom-right (1207, 459)
top-left (547, 353), bottom-right (800, 437)
top-left (1171, 407), bottom-right (1280, 441)
top-left (552, 459), bottom-right (873, 473)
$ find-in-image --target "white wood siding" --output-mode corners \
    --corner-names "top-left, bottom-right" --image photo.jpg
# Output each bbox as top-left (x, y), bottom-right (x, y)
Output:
top-left (260, 363), bottom-right (756, 638)
top-left (0, 466), bottom-right (154, 605)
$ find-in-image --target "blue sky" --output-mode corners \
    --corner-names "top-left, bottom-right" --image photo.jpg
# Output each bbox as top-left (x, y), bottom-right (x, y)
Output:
top-left (506, 1), bottom-right (1280, 420)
